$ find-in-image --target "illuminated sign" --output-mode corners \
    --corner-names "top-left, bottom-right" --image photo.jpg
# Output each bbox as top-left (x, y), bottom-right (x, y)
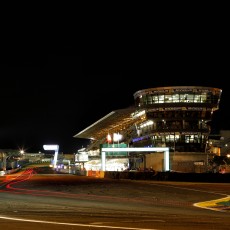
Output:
top-left (43, 144), bottom-right (59, 168)
top-left (75, 153), bottom-right (89, 162)
top-left (43, 145), bottom-right (59, 150)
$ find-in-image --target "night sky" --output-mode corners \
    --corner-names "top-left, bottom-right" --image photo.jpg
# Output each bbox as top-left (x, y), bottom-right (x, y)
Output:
top-left (1, 44), bottom-right (229, 153)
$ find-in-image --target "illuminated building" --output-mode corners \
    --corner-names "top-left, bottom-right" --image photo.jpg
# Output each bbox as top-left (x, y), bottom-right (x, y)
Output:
top-left (74, 86), bottom-right (222, 172)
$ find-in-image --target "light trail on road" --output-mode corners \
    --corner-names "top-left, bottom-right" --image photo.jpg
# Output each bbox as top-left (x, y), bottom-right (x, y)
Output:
top-left (0, 166), bottom-right (230, 230)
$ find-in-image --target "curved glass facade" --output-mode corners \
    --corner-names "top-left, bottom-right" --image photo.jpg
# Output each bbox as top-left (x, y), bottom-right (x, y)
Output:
top-left (131, 86), bottom-right (222, 153)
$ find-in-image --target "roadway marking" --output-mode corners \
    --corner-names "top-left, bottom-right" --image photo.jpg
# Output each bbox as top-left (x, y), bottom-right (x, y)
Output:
top-left (148, 182), bottom-right (230, 212)
top-left (0, 215), bottom-right (158, 230)
top-left (194, 196), bottom-right (230, 212)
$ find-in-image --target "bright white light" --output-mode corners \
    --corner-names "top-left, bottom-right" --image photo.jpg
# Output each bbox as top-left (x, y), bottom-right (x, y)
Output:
top-left (43, 145), bottom-right (59, 150)
top-left (132, 110), bottom-right (145, 118)
top-left (113, 133), bottom-right (122, 142)
top-left (101, 147), bottom-right (169, 152)
top-left (84, 158), bottom-right (129, 171)
top-left (140, 120), bottom-right (153, 128)
top-left (164, 149), bottom-right (169, 171)
top-left (102, 152), bottom-right (106, 171)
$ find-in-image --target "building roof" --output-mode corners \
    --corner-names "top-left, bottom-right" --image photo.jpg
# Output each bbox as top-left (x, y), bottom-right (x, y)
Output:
top-left (73, 107), bottom-right (138, 140)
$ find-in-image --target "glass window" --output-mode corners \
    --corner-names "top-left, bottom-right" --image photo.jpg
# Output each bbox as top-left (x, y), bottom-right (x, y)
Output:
top-left (164, 93), bottom-right (173, 103)
top-left (200, 93), bottom-right (207, 103)
top-left (158, 95), bottom-right (164, 103)
top-left (185, 135), bottom-right (190, 143)
top-left (172, 94), bottom-right (179, 102)
top-left (147, 95), bottom-right (153, 104)
top-left (142, 95), bottom-right (147, 105)
top-left (187, 94), bottom-right (194, 103)
top-left (153, 95), bottom-right (158, 103)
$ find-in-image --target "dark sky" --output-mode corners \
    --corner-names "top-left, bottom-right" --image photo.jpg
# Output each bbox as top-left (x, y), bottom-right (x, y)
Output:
top-left (1, 42), bottom-right (229, 153)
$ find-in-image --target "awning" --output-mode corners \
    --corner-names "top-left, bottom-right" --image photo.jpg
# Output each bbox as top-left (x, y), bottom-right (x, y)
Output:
top-left (73, 107), bottom-right (138, 140)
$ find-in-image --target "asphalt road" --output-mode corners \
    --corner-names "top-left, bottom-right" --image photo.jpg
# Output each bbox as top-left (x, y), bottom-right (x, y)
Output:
top-left (0, 166), bottom-right (229, 230)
